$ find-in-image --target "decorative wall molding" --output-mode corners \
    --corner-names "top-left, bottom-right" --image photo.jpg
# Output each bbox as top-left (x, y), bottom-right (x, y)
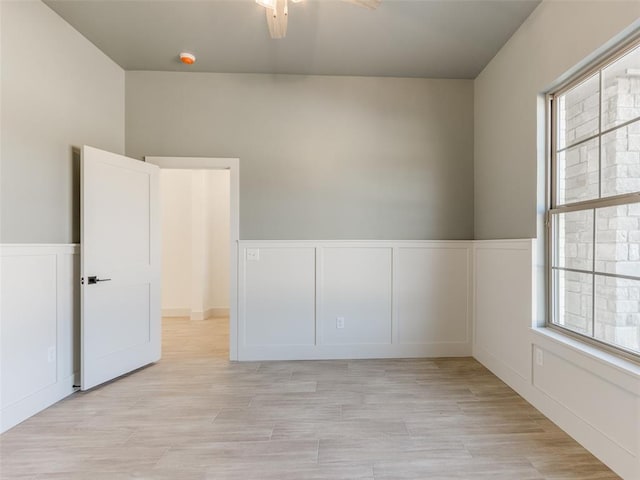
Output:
top-left (4, 239), bottom-right (639, 479)
top-left (1, 244), bottom-right (80, 433)
top-left (472, 239), bottom-right (640, 480)
top-left (238, 240), bottom-right (474, 361)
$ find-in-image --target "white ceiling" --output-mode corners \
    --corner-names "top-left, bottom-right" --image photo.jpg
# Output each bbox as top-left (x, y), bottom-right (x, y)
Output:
top-left (45, 0), bottom-right (540, 78)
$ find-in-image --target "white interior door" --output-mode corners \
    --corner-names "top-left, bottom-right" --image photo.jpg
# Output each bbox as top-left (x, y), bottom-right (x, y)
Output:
top-left (81, 146), bottom-right (160, 391)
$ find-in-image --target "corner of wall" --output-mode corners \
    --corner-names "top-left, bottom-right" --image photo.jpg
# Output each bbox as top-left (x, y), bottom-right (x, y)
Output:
top-left (472, 239), bottom-right (640, 480)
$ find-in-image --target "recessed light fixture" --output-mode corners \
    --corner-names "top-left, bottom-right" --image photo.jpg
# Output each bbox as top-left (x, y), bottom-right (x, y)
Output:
top-left (179, 52), bottom-right (196, 65)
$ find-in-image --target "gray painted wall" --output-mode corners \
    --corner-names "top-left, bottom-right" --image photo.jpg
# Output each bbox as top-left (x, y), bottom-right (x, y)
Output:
top-left (1, 0), bottom-right (125, 244)
top-left (126, 72), bottom-right (474, 240)
top-left (474, 0), bottom-right (640, 240)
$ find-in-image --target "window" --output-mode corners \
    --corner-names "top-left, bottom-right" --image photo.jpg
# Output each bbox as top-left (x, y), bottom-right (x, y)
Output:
top-left (549, 37), bottom-right (640, 358)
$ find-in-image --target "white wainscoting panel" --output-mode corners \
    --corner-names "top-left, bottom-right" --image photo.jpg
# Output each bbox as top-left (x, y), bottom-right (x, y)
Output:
top-left (473, 239), bottom-right (640, 480)
top-left (320, 247), bottom-right (392, 346)
top-left (241, 247), bottom-right (316, 347)
top-left (396, 247), bottom-right (470, 346)
top-left (4, 238), bottom-right (640, 480)
top-left (1, 254), bottom-right (57, 407)
top-left (238, 241), bottom-right (473, 361)
top-left (533, 346), bottom-right (638, 456)
top-left (1, 244), bottom-right (79, 433)
top-left (474, 241), bottom-right (534, 386)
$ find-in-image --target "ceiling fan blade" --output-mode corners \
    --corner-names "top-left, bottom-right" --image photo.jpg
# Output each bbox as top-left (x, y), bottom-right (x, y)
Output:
top-left (342, 0), bottom-right (382, 10)
top-left (261, 0), bottom-right (380, 39)
top-left (265, 0), bottom-right (288, 39)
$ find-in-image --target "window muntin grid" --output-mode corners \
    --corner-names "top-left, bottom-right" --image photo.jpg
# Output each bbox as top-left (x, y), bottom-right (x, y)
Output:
top-left (549, 38), bottom-right (640, 359)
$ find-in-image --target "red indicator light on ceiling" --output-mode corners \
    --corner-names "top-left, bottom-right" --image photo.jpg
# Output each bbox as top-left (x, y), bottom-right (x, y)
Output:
top-left (179, 52), bottom-right (196, 65)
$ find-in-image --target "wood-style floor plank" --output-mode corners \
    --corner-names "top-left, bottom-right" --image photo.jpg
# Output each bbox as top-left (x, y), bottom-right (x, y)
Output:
top-left (0, 317), bottom-right (620, 479)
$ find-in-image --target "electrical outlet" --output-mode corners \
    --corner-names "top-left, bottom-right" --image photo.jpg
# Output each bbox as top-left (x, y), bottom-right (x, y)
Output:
top-left (246, 248), bottom-right (260, 261)
top-left (47, 346), bottom-right (56, 363)
top-left (336, 317), bottom-right (345, 329)
top-left (535, 348), bottom-right (543, 367)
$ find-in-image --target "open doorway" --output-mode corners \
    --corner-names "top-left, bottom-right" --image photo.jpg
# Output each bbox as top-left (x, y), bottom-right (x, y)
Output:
top-left (146, 157), bottom-right (240, 361)
top-left (159, 169), bottom-right (230, 359)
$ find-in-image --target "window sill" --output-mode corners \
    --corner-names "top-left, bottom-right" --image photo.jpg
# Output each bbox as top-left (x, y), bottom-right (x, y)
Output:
top-left (530, 327), bottom-right (640, 381)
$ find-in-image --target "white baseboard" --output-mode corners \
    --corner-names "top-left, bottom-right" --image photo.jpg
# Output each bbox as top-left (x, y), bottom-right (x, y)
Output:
top-left (240, 342), bottom-right (472, 362)
top-left (476, 339), bottom-right (639, 480)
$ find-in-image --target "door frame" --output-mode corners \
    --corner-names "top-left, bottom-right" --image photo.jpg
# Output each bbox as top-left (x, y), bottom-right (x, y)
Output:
top-left (145, 156), bottom-right (239, 361)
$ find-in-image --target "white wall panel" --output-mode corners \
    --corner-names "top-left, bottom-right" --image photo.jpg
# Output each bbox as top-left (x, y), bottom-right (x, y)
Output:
top-left (1, 245), bottom-right (79, 433)
top-left (396, 247), bottom-right (469, 345)
top-left (6, 237), bottom-right (639, 480)
top-left (473, 239), bottom-right (640, 480)
top-left (239, 241), bottom-right (473, 360)
top-left (241, 247), bottom-right (316, 347)
top-left (320, 248), bottom-right (392, 345)
top-left (474, 242), bottom-right (533, 383)
top-left (533, 346), bottom-right (638, 455)
top-left (1, 255), bottom-right (57, 408)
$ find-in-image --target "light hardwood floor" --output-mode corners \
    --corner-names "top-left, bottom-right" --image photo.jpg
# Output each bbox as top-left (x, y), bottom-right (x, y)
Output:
top-left (0, 317), bottom-right (620, 480)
